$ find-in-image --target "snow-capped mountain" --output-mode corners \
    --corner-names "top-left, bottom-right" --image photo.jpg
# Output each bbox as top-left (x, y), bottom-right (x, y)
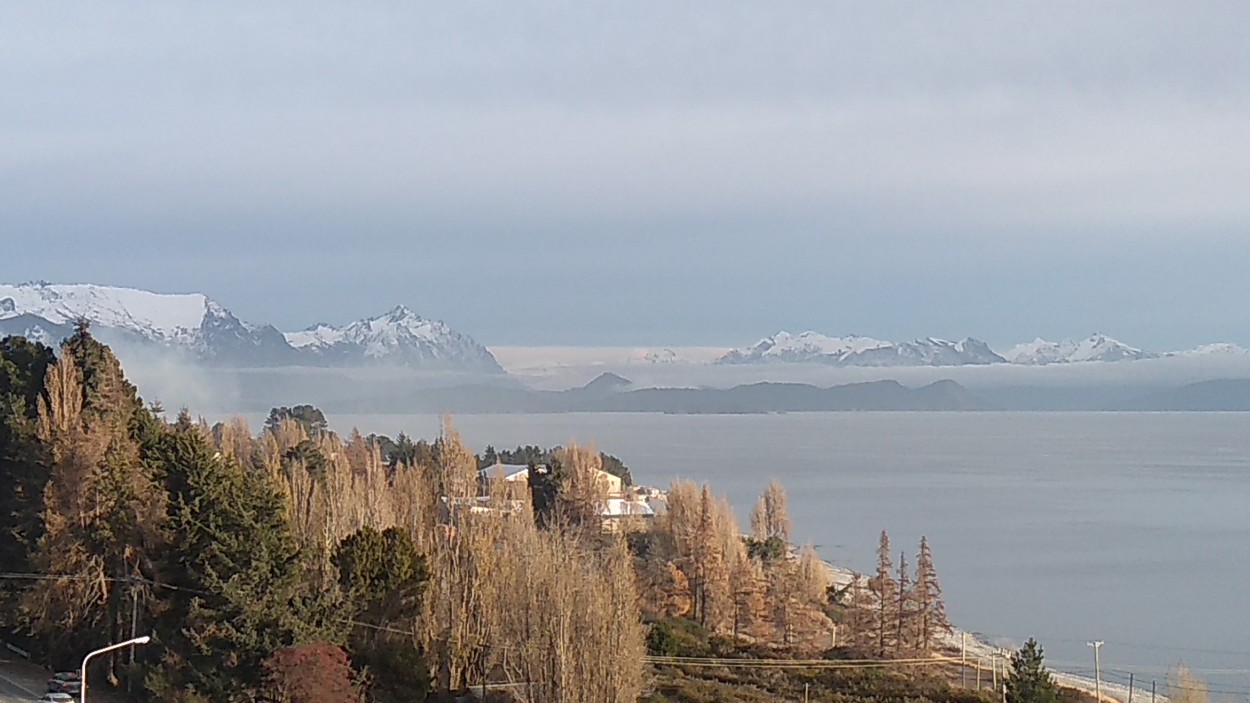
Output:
top-left (1167, 343), bottom-right (1250, 358)
top-left (285, 306), bottom-right (502, 372)
top-left (718, 331), bottom-right (1005, 367)
top-left (1003, 335), bottom-right (1158, 365)
top-left (0, 282), bottom-right (295, 364)
top-left (0, 282), bottom-right (503, 372)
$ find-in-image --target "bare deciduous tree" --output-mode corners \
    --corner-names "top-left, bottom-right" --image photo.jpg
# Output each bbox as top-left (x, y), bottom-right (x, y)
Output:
top-left (750, 479), bottom-right (792, 544)
top-left (1169, 664), bottom-right (1210, 703)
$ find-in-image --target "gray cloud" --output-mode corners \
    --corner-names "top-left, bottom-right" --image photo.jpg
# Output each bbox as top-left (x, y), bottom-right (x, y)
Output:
top-left (3, 2), bottom-right (1249, 348)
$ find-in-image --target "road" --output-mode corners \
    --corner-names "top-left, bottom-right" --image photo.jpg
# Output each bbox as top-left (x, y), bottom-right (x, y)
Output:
top-left (0, 652), bottom-right (45, 703)
top-left (0, 671), bottom-right (39, 702)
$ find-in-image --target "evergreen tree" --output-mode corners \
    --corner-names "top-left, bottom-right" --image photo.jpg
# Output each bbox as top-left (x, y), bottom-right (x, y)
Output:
top-left (265, 405), bottom-right (328, 437)
top-left (528, 461), bottom-right (559, 528)
top-left (894, 550), bottom-right (911, 657)
top-left (388, 432), bottom-right (418, 470)
top-left (869, 530), bottom-right (897, 658)
top-left (0, 337), bottom-right (56, 614)
top-left (334, 527), bottom-right (430, 701)
top-left (840, 573), bottom-right (878, 653)
top-left (146, 422), bottom-right (341, 701)
top-left (1006, 638), bottom-right (1060, 703)
top-left (26, 332), bottom-right (165, 675)
top-left (335, 526), bottom-right (428, 628)
top-left (911, 535), bottom-right (952, 654)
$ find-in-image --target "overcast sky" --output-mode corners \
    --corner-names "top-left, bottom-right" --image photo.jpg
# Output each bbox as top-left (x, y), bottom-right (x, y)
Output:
top-left (2, 2), bottom-right (1249, 349)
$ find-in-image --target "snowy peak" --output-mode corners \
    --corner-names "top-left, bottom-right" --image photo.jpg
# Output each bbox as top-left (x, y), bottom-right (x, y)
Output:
top-left (719, 331), bottom-right (891, 364)
top-left (0, 282), bottom-right (503, 373)
top-left (1004, 334), bottom-right (1157, 365)
top-left (284, 306), bottom-right (503, 372)
top-left (719, 331), bottom-right (1005, 367)
top-left (0, 281), bottom-right (210, 344)
top-left (1168, 343), bottom-right (1250, 357)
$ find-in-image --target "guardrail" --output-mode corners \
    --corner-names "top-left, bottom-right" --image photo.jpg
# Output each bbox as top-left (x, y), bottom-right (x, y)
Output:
top-left (0, 639), bottom-right (31, 660)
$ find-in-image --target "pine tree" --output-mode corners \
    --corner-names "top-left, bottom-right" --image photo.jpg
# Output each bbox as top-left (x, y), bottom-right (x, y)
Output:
top-left (0, 337), bottom-right (56, 617)
top-left (911, 536), bottom-right (952, 654)
top-left (841, 573), bottom-right (878, 652)
top-left (146, 422), bottom-right (340, 701)
top-left (333, 527), bottom-right (430, 699)
top-left (1006, 638), bottom-right (1060, 703)
top-left (869, 530), bottom-right (897, 658)
top-left (894, 550), bottom-right (911, 657)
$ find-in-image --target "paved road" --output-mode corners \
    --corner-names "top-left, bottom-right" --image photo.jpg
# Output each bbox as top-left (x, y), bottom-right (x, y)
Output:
top-left (0, 653), bottom-right (46, 703)
top-left (0, 669), bottom-right (39, 703)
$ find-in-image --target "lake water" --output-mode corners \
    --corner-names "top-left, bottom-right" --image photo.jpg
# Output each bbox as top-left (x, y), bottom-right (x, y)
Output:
top-left (237, 411), bottom-right (1250, 695)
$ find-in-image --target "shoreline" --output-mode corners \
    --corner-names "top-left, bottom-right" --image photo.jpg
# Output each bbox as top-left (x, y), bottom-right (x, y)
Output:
top-left (821, 561), bottom-right (1151, 703)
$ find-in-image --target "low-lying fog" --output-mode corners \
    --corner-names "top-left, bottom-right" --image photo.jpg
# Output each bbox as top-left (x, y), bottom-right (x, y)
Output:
top-left (113, 343), bottom-right (1250, 416)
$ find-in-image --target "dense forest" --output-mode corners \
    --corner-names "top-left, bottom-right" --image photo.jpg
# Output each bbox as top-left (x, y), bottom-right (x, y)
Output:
top-left (1, 326), bottom-right (1060, 703)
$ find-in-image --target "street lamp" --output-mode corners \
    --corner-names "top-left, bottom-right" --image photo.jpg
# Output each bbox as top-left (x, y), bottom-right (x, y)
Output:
top-left (80, 635), bottom-right (152, 703)
top-left (1087, 641), bottom-right (1105, 703)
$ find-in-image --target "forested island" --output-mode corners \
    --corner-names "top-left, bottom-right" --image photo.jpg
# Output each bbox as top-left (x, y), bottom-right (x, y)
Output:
top-left (1, 326), bottom-right (1194, 703)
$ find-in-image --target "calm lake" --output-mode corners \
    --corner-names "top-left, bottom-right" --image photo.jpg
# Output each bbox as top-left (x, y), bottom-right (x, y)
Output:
top-left (237, 411), bottom-right (1250, 694)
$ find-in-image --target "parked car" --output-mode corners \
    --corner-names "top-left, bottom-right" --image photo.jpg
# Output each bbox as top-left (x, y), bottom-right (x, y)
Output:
top-left (46, 672), bottom-right (81, 694)
top-left (36, 693), bottom-right (75, 703)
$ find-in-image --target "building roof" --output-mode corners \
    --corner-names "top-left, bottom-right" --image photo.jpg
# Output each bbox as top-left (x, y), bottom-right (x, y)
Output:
top-left (477, 464), bottom-right (542, 482)
top-left (602, 498), bottom-right (656, 518)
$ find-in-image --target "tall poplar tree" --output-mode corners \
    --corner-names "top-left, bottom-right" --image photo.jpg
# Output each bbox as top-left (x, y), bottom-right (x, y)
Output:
top-left (750, 480), bottom-right (792, 544)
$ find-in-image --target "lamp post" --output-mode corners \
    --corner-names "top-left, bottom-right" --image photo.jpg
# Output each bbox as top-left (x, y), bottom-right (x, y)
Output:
top-left (81, 635), bottom-right (151, 703)
top-left (1087, 641), bottom-right (1105, 703)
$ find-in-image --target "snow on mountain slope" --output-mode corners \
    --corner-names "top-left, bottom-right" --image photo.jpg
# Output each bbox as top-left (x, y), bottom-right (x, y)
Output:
top-left (1004, 334), bottom-right (1158, 365)
top-left (718, 331), bottom-right (1005, 367)
top-left (0, 281), bottom-right (209, 343)
top-left (1168, 343), bottom-right (1250, 357)
top-left (285, 306), bottom-right (503, 372)
top-left (1, 282), bottom-right (503, 372)
top-left (719, 331), bottom-right (891, 364)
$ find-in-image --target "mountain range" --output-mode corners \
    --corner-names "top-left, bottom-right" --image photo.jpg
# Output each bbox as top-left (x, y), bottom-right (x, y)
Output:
top-left (4, 282), bottom-right (1248, 374)
top-left (0, 282), bottom-right (503, 372)
top-left (718, 332), bottom-right (1005, 366)
top-left (718, 331), bottom-right (1247, 367)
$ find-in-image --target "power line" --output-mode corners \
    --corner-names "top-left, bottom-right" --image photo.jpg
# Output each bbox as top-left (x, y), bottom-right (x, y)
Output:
top-left (650, 650), bottom-right (960, 665)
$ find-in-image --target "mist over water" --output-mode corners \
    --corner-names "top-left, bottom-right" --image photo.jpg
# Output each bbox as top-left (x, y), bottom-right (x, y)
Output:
top-left (219, 410), bottom-right (1250, 693)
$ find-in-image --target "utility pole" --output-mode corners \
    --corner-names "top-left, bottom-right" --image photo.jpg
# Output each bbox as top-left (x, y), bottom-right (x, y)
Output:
top-left (1151, 681), bottom-right (1156, 703)
top-left (1128, 673), bottom-right (1134, 703)
top-left (128, 578), bottom-right (139, 695)
top-left (1087, 641), bottom-right (1105, 703)
top-left (961, 633), bottom-right (967, 688)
